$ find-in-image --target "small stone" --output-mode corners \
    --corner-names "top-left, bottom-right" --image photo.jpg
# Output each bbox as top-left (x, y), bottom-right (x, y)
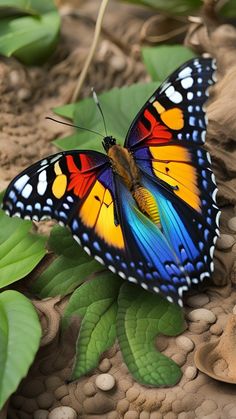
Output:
top-left (48, 406), bottom-right (77, 419)
top-left (95, 373), bottom-right (115, 391)
top-left (117, 399), bottom-right (130, 414)
top-left (188, 309), bottom-right (216, 323)
top-left (21, 379), bottom-right (45, 398)
top-left (228, 217), bottom-right (236, 232)
top-left (34, 410), bottom-right (49, 419)
top-left (171, 352), bottom-right (187, 366)
top-left (54, 385), bottom-right (69, 400)
top-left (23, 398), bottom-right (38, 413)
top-left (111, 56), bottom-right (126, 71)
top-left (83, 382), bottom-right (96, 397)
top-left (210, 323), bottom-right (223, 335)
top-left (11, 395), bottom-right (25, 408)
top-left (119, 379), bottom-right (131, 392)
top-left (126, 387), bottom-right (140, 402)
top-left (17, 88), bottom-right (31, 101)
top-left (44, 376), bottom-right (62, 391)
top-left (185, 366), bottom-right (197, 380)
top-left (216, 234), bottom-right (235, 250)
top-left (99, 358), bottom-right (111, 373)
top-left (140, 412), bottom-right (150, 419)
top-left (188, 321), bottom-right (211, 334)
top-left (124, 411), bottom-right (139, 419)
top-left (9, 70), bottom-right (21, 87)
top-left (228, 407), bottom-right (236, 417)
top-left (176, 336), bottom-right (195, 352)
top-left (107, 412), bottom-right (120, 419)
top-left (201, 400), bottom-right (218, 414)
top-left (187, 294), bottom-right (210, 307)
top-left (233, 305), bottom-right (236, 315)
top-left (37, 392), bottom-right (54, 409)
top-left (83, 393), bottom-right (115, 414)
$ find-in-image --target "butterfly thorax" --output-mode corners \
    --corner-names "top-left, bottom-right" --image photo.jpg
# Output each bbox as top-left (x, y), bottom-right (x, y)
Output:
top-left (108, 144), bottom-right (160, 226)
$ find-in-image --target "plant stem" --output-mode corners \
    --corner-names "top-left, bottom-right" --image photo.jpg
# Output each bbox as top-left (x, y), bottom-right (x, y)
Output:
top-left (71, 0), bottom-right (110, 103)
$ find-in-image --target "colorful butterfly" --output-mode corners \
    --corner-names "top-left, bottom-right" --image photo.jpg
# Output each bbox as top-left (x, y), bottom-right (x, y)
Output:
top-left (2, 57), bottom-right (220, 306)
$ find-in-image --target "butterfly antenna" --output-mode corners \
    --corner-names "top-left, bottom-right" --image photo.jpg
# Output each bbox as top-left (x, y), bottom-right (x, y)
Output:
top-left (91, 88), bottom-right (108, 136)
top-left (46, 117), bottom-right (104, 138)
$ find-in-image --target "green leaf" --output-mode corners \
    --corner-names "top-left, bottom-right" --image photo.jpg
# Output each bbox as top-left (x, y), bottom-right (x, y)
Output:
top-left (54, 82), bottom-right (158, 153)
top-left (0, 210), bottom-right (47, 288)
top-left (221, 0), bottom-right (236, 17)
top-left (32, 226), bottom-right (103, 298)
top-left (63, 275), bottom-right (122, 379)
top-left (122, 0), bottom-right (201, 15)
top-left (0, 1), bottom-right (60, 65)
top-left (142, 45), bottom-right (196, 82)
top-left (117, 283), bottom-right (185, 387)
top-left (0, 290), bottom-right (41, 409)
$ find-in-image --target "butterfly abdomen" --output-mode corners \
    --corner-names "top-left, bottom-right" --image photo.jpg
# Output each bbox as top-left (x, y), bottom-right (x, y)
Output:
top-left (133, 187), bottom-right (161, 227)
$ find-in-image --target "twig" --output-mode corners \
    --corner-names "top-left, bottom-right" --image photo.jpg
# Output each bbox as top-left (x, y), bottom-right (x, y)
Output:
top-left (71, 0), bottom-right (110, 103)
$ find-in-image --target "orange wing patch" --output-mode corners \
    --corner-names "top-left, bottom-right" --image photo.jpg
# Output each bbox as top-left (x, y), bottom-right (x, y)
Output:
top-left (79, 180), bottom-right (125, 249)
top-left (150, 145), bottom-right (201, 212)
top-left (152, 101), bottom-right (184, 130)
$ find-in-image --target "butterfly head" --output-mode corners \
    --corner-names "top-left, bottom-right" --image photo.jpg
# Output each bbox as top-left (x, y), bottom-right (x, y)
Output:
top-left (102, 136), bottom-right (117, 152)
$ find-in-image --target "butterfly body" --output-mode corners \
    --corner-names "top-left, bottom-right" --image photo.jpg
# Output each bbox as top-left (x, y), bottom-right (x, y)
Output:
top-left (2, 57), bottom-right (220, 306)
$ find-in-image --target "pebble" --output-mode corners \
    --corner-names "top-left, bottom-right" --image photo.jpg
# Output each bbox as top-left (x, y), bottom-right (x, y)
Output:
top-left (23, 398), bottom-right (38, 413)
top-left (99, 358), bottom-right (111, 373)
top-left (188, 309), bottom-right (216, 323)
top-left (45, 376), bottom-right (62, 391)
top-left (210, 323), bottom-right (223, 335)
top-left (37, 392), bottom-right (54, 409)
top-left (21, 379), bottom-right (45, 398)
top-left (54, 385), bottom-right (69, 400)
top-left (188, 321), bottom-right (211, 334)
top-left (201, 400), bottom-right (218, 414)
top-left (171, 352), bottom-right (187, 366)
top-left (187, 294), bottom-right (209, 307)
top-left (117, 399), bottom-right (130, 414)
top-left (124, 411), bottom-right (139, 419)
top-left (228, 217), bottom-right (236, 232)
top-left (11, 395), bottom-right (25, 408)
top-left (95, 373), bottom-right (115, 391)
top-left (216, 234), bottom-right (235, 250)
top-left (83, 393), bottom-right (115, 414)
top-left (140, 412), bottom-right (150, 419)
top-left (9, 70), bottom-right (21, 87)
top-left (185, 366), bottom-right (198, 380)
top-left (176, 336), bottom-right (195, 352)
top-left (83, 382), bottom-right (97, 397)
top-left (34, 410), bottom-right (49, 419)
top-left (17, 88), bottom-right (31, 101)
top-left (126, 387), bottom-right (140, 402)
top-left (48, 406), bottom-right (77, 419)
top-left (107, 412), bottom-right (120, 419)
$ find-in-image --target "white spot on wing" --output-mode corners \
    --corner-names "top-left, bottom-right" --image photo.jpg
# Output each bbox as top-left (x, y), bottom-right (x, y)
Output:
top-left (14, 174), bottom-right (30, 192)
top-left (181, 77), bottom-right (194, 89)
top-left (128, 276), bottom-right (138, 284)
top-left (95, 255), bottom-right (105, 265)
top-left (22, 184), bottom-right (33, 199)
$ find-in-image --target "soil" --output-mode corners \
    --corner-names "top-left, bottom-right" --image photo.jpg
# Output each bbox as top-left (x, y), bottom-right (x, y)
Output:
top-left (0, 1), bottom-right (236, 418)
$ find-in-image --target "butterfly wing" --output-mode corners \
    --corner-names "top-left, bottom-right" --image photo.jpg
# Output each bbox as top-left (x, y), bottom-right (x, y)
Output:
top-left (2, 149), bottom-right (189, 305)
top-left (125, 57), bottom-right (216, 150)
top-left (2, 150), bottom-right (110, 223)
top-left (124, 57), bottom-right (220, 295)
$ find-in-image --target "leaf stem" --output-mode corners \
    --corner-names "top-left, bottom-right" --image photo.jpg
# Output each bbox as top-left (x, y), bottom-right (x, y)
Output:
top-left (71, 0), bottom-right (110, 103)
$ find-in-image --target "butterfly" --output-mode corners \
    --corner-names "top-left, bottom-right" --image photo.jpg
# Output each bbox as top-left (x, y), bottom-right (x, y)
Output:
top-left (2, 57), bottom-right (220, 306)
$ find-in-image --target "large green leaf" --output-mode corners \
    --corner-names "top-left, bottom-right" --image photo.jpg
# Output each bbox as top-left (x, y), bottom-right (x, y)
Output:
top-left (63, 275), bottom-right (122, 379)
top-left (142, 45), bottom-right (196, 82)
top-left (117, 283), bottom-right (185, 387)
top-left (0, 290), bottom-right (41, 409)
top-left (0, 210), bottom-right (46, 288)
top-left (54, 82), bottom-right (158, 153)
top-left (32, 226), bottom-right (103, 298)
top-left (0, 0), bottom-right (60, 65)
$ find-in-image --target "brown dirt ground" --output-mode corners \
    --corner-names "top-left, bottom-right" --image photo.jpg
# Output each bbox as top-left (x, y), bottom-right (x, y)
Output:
top-left (1, 1), bottom-right (236, 418)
